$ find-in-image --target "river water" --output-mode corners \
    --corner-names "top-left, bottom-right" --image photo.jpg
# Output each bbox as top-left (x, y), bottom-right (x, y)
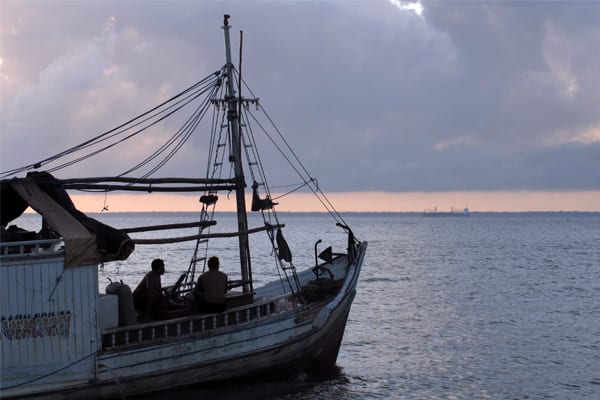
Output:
top-left (11, 212), bottom-right (600, 399)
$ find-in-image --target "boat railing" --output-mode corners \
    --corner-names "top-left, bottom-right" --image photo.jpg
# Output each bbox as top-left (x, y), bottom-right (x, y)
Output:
top-left (0, 238), bottom-right (64, 258)
top-left (101, 295), bottom-right (295, 351)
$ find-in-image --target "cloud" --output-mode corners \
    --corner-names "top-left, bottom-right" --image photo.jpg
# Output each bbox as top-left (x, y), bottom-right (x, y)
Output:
top-left (434, 135), bottom-right (481, 151)
top-left (2, 15), bottom-right (130, 169)
top-left (1, 0), bottom-right (599, 194)
top-left (545, 125), bottom-right (600, 146)
top-left (389, 0), bottom-right (424, 16)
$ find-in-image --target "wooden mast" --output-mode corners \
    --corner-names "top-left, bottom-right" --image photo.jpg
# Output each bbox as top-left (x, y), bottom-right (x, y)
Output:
top-left (223, 15), bottom-right (252, 293)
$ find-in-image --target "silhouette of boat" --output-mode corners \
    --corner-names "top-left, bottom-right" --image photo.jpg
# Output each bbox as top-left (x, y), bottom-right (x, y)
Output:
top-left (0, 15), bottom-right (367, 399)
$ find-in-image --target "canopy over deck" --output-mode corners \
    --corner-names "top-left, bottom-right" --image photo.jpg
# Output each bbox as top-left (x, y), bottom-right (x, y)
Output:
top-left (1, 172), bottom-right (133, 267)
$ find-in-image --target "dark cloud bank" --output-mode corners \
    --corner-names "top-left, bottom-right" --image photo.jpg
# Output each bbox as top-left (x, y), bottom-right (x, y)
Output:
top-left (1, 1), bottom-right (599, 192)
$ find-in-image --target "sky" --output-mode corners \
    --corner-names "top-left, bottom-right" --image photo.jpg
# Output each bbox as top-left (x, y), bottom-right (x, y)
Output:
top-left (1, 0), bottom-right (599, 212)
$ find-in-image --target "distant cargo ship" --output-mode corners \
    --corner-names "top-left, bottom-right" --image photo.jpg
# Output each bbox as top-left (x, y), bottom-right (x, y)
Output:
top-left (422, 206), bottom-right (470, 217)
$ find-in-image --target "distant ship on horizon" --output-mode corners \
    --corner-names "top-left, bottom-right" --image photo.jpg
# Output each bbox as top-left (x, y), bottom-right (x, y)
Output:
top-left (422, 206), bottom-right (471, 217)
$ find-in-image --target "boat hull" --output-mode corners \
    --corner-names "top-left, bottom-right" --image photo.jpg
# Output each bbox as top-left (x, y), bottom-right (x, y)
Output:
top-left (2, 242), bottom-right (366, 399)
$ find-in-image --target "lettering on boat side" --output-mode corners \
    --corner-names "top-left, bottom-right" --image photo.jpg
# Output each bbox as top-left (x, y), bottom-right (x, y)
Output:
top-left (0, 311), bottom-right (72, 340)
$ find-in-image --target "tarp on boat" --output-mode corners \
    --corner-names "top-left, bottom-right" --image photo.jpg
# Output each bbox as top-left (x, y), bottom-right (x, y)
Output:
top-left (0, 171), bottom-right (134, 267)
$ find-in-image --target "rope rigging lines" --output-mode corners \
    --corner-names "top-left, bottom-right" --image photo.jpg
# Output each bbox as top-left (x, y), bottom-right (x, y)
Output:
top-left (0, 69), bottom-right (225, 180)
top-left (233, 70), bottom-right (350, 230)
top-left (1, 62), bottom-right (352, 235)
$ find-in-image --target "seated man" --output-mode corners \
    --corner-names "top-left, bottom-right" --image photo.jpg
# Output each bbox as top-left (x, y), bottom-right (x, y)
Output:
top-left (194, 256), bottom-right (228, 314)
top-left (133, 258), bottom-right (166, 320)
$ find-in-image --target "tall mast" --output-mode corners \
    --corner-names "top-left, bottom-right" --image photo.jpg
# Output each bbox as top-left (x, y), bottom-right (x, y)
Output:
top-left (222, 15), bottom-right (252, 293)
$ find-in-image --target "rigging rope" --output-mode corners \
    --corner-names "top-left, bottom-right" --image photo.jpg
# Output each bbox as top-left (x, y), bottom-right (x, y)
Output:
top-left (128, 82), bottom-right (222, 178)
top-left (0, 70), bottom-right (224, 179)
top-left (243, 101), bottom-right (347, 228)
top-left (235, 73), bottom-right (350, 230)
top-left (185, 81), bottom-right (230, 284)
top-left (49, 76), bottom-right (223, 176)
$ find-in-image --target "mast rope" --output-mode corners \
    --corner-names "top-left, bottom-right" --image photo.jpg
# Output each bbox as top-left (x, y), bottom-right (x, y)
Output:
top-left (50, 74), bottom-right (223, 176)
top-left (230, 69), bottom-right (306, 301)
top-left (236, 73), bottom-right (350, 231)
top-left (185, 81), bottom-right (230, 284)
top-left (271, 180), bottom-right (314, 200)
top-left (122, 78), bottom-right (224, 177)
top-left (0, 70), bottom-right (224, 179)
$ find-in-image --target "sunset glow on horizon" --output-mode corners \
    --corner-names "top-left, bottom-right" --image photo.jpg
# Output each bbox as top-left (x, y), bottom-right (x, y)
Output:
top-left (68, 191), bottom-right (600, 213)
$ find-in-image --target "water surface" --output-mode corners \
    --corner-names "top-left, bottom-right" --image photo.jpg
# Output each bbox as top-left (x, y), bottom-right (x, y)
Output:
top-left (10, 212), bottom-right (600, 399)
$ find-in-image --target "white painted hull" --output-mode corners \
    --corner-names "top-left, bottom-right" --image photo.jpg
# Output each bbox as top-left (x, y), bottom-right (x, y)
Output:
top-left (1, 242), bottom-right (366, 399)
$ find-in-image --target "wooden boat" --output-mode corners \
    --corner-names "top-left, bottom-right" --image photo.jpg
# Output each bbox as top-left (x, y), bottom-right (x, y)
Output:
top-left (0, 15), bottom-right (367, 399)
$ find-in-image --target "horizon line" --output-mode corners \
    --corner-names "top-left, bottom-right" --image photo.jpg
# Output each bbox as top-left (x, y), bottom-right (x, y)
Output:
top-left (58, 190), bottom-right (600, 213)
